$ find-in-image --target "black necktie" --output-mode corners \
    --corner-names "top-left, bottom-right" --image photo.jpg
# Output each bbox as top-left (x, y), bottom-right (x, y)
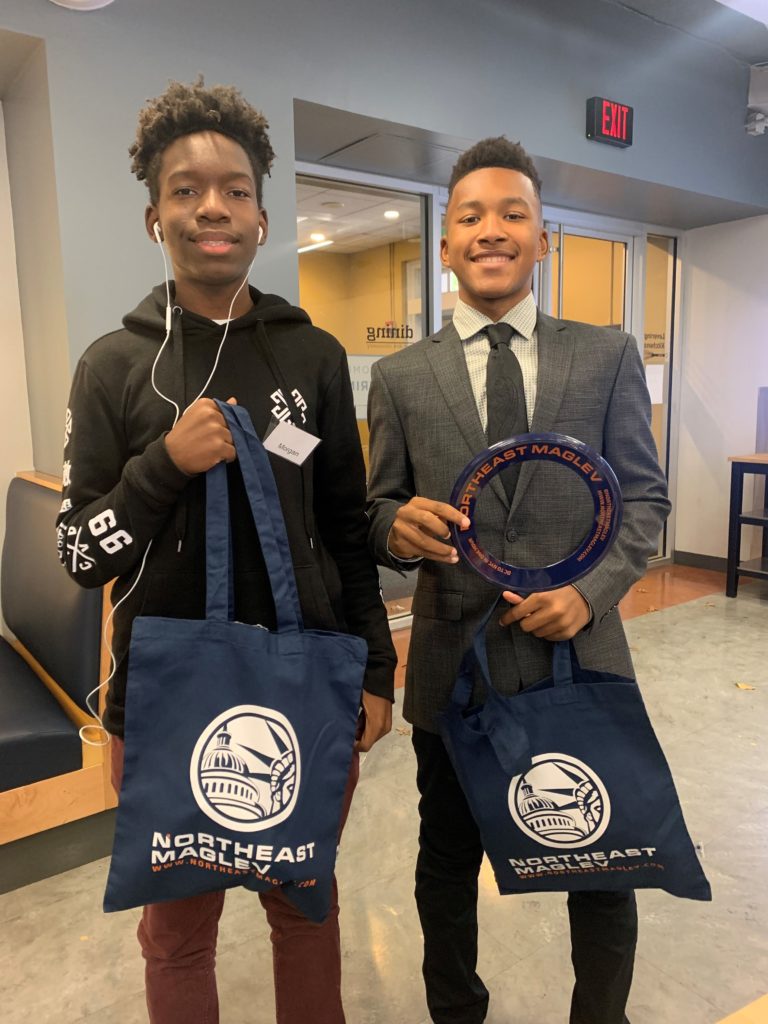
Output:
top-left (485, 322), bottom-right (528, 501)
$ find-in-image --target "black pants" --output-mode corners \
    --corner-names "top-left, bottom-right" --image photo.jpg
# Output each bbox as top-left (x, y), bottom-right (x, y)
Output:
top-left (413, 728), bottom-right (638, 1024)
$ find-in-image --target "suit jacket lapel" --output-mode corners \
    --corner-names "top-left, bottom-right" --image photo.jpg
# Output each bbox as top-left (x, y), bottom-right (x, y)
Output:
top-left (426, 322), bottom-right (509, 509)
top-left (510, 312), bottom-right (573, 517)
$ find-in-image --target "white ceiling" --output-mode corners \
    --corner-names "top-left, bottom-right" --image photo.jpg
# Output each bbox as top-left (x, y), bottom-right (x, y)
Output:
top-left (609, 0), bottom-right (768, 62)
top-left (715, 0), bottom-right (768, 30)
top-left (296, 179), bottom-right (422, 254)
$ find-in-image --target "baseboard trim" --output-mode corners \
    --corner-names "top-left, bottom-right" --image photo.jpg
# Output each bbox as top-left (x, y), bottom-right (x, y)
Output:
top-left (673, 550), bottom-right (727, 573)
top-left (0, 808), bottom-right (115, 893)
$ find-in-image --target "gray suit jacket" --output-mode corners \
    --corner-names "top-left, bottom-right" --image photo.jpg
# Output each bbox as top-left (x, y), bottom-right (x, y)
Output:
top-left (367, 312), bottom-right (671, 733)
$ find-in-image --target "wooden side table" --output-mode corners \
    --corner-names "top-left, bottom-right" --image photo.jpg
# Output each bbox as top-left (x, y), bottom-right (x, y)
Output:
top-left (726, 453), bottom-right (768, 597)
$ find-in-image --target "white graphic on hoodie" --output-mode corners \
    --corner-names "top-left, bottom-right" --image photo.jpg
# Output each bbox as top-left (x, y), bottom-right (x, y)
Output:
top-left (270, 388), bottom-right (307, 426)
top-left (65, 525), bottom-right (95, 573)
top-left (88, 508), bottom-right (134, 555)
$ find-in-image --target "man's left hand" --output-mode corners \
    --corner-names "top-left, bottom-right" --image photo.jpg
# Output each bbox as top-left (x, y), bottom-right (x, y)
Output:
top-left (355, 691), bottom-right (393, 752)
top-left (499, 585), bottom-right (591, 641)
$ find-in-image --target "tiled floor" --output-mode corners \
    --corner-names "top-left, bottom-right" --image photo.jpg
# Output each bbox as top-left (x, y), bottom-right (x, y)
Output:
top-left (618, 564), bottom-right (727, 620)
top-left (391, 563), bottom-right (730, 691)
top-left (1, 568), bottom-right (767, 1024)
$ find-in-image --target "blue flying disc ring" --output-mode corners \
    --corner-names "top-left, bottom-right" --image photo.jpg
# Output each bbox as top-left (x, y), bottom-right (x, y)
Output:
top-left (449, 433), bottom-right (623, 591)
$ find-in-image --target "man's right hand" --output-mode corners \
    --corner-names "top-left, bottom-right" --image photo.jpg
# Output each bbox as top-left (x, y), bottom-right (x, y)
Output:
top-left (165, 397), bottom-right (237, 475)
top-left (388, 497), bottom-right (470, 564)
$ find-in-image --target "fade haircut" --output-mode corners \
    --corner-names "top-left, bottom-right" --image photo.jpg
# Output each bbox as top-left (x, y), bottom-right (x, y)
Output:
top-left (129, 76), bottom-right (275, 206)
top-left (448, 136), bottom-right (542, 201)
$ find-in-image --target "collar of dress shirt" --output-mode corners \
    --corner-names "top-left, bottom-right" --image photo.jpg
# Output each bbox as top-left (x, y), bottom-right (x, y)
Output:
top-left (452, 292), bottom-right (537, 343)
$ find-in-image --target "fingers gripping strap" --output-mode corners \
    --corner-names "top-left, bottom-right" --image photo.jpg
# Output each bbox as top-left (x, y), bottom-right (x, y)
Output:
top-left (204, 402), bottom-right (303, 632)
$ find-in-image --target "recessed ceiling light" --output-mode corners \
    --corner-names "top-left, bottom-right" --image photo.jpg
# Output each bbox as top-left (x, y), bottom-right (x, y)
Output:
top-left (49, 0), bottom-right (115, 9)
top-left (384, 210), bottom-right (400, 220)
top-left (310, 232), bottom-right (326, 243)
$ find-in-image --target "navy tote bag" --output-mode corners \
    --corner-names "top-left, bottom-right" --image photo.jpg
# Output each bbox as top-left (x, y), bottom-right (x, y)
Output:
top-left (104, 401), bottom-right (367, 922)
top-left (438, 613), bottom-right (711, 901)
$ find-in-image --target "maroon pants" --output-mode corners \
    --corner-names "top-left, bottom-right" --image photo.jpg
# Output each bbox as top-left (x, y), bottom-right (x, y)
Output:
top-left (111, 737), bottom-right (359, 1024)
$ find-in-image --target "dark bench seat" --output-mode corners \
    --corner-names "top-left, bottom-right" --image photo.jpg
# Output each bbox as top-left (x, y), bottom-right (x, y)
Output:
top-left (0, 638), bottom-right (82, 790)
top-left (0, 474), bottom-right (113, 843)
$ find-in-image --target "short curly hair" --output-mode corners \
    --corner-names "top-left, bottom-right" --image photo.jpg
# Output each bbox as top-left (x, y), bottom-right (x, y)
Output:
top-left (448, 136), bottom-right (542, 202)
top-left (129, 77), bottom-right (275, 206)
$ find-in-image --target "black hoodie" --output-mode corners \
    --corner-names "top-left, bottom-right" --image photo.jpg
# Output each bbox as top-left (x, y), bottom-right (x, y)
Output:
top-left (57, 285), bottom-right (396, 736)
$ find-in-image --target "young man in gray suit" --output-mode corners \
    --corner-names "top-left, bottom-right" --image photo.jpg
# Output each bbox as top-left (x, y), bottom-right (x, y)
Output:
top-left (366, 137), bottom-right (671, 1024)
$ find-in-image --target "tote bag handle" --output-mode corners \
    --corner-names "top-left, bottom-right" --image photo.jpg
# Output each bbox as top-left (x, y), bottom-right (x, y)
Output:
top-left (452, 612), bottom-right (579, 704)
top-left (450, 599), bottom-right (499, 708)
top-left (552, 640), bottom-right (575, 687)
top-left (447, 613), bottom-right (584, 775)
top-left (447, 600), bottom-right (530, 774)
top-left (205, 401), bottom-right (303, 633)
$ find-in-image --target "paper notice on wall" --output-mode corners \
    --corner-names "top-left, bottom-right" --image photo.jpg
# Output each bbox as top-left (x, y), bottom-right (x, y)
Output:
top-left (347, 355), bottom-right (382, 419)
top-left (645, 363), bottom-right (665, 405)
top-left (644, 332), bottom-right (667, 362)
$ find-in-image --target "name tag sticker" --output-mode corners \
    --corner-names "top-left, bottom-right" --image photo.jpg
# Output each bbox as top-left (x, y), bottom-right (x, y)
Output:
top-left (263, 420), bottom-right (320, 466)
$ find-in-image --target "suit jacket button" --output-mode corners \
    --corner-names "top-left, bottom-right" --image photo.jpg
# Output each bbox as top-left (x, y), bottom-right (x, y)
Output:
top-left (506, 528), bottom-right (518, 542)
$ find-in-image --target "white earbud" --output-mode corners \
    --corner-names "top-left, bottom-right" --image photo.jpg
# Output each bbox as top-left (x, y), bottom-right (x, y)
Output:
top-left (258, 226), bottom-right (264, 244)
top-left (153, 222), bottom-right (163, 243)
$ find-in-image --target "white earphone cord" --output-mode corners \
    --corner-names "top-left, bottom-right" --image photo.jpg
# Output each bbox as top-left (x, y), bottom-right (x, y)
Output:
top-left (81, 238), bottom-right (255, 747)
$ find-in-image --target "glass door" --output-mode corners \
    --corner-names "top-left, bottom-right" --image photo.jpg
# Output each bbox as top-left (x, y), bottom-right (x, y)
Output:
top-left (296, 173), bottom-right (430, 622)
top-left (542, 224), bottom-right (632, 330)
top-left (641, 234), bottom-right (677, 558)
top-left (296, 175), bottom-right (426, 467)
top-left (540, 221), bottom-right (674, 558)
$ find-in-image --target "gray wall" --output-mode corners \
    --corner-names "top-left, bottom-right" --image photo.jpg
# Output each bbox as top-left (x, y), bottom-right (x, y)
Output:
top-left (677, 214), bottom-right (768, 560)
top-left (0, 0), bottom-right (766, 471)
top-left (4, 40), bottom-right (70, 475)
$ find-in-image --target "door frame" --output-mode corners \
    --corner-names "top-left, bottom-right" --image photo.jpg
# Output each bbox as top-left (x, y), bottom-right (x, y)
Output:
top-left (540, 205), bottom-right (683, 561)
top-left (295, 161), bottom-right (444, 337)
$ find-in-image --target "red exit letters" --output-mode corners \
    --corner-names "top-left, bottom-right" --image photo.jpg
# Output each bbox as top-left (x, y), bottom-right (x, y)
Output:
top-left (586, 97), bottom-right (634, 148)
top-left (602, 100), bottom-right (629, 140)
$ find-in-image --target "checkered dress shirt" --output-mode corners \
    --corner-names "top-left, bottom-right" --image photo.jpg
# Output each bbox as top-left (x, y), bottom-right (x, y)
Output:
top-left (452, 293), bottom-right (538, 432)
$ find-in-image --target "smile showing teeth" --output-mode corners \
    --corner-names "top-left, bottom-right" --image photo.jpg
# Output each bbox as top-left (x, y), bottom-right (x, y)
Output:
top-left (473, 255), bottom-right (512, 263)
top-left (194, 238), bottom-right (236, 255)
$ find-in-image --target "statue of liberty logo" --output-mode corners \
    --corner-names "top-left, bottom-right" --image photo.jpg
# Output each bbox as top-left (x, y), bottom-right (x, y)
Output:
top-left (190, 705), bottom-right (301, 832)
top-left (508, 753), bottom-right (611, 849)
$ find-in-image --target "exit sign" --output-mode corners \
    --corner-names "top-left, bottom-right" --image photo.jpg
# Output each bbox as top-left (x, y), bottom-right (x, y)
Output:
top-left (586, 96), bottom-right (633, 148)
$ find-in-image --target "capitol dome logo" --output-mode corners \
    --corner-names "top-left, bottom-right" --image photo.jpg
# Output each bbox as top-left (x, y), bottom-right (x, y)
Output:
top-left (190, 705), bottom-right (301, 832)
top-left (508, 753), bottom-right (610, 849)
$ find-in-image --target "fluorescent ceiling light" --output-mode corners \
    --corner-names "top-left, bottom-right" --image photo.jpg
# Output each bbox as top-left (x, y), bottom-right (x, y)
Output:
top-left (384, 210), bottom-right (400, 220)
top-left (309, 232), bottom-right (326, 242)
top-left (49, 0), bottom-right (115, 9)
top-left (296, 216), bottom-right (308, 223)
top-left (298, 240), bottom-right (334, 253)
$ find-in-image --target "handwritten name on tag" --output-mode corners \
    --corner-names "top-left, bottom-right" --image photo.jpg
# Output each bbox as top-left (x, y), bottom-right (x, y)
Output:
top-left (263, 420), bottom-right (320, 466)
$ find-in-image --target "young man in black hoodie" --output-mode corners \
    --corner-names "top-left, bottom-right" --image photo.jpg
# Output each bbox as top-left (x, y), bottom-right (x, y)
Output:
top-left (57, 78), bottom-right (396, 1024)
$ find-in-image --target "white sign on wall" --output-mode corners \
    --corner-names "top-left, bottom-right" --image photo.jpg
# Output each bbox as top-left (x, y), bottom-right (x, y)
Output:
top-left (645, 363), bottom-right (665, 405)
top-left (347, 355), bottom-right (382, 420)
